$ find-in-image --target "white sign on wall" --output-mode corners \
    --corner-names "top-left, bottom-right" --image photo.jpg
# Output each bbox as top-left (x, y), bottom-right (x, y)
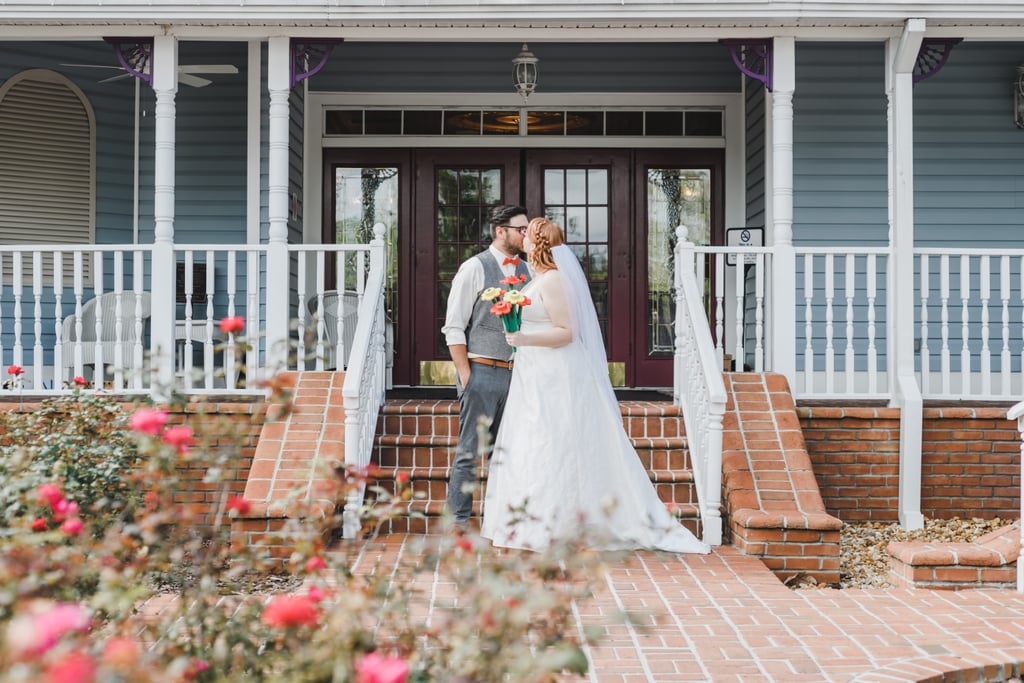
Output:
top-left (726, 227), bottom-right (764, 266)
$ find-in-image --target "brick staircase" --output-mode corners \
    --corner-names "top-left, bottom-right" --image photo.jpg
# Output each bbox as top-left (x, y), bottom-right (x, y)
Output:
top-left (368, 398), bottom-right (702, 537)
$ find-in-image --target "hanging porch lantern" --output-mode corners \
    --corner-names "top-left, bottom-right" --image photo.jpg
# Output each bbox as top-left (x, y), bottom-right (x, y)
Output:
top-left (512, 44), bottom-right (539, 102)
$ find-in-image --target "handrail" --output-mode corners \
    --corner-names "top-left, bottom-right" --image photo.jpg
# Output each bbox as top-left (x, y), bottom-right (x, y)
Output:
top-left (1009, 400), bottom-right (1024, 593)
top-left (674, 226), bottom-right (728, 545)
top-left (340, 224), bottom-right (389, 538)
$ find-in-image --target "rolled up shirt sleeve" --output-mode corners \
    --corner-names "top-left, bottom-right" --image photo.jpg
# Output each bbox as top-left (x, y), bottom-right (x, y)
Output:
top-left (442, 258), bottom-right (484, 347)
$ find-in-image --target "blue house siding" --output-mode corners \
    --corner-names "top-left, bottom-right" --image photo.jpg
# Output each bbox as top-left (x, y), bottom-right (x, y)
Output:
top-left (310, 42), bottom-right (741, 94)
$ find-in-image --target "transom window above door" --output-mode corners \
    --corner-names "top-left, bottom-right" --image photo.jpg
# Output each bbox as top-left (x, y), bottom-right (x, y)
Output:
top-left (324, 108), bottom-right (723, 138)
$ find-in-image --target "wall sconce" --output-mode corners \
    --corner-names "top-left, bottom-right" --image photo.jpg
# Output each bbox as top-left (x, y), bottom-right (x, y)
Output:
top-left (512, 44), bottom-right (539, 102)
top-left (1016, 65), bottom-right (1024, 129)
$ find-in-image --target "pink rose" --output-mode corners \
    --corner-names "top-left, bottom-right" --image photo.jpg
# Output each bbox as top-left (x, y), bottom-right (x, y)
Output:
top-left (130, 408), bottom-right (168, 436)
top-left (37, 484), bottom-right (64, 508)
top-left (219, 316), bottom-right (245, 335)
top-left (31, 518), bottom-right (48, 532)
top-left (102, 637), bottom-right (139, 667)
top-left (7, 364), bottom-right (23, 376)
top-left (60, 518), bottom-right (84, 536)
top-left (32, 603), bottom-right (91, 654)
top-left (45, 651), bottom-right (96, 683)
top-left (162, 425), bottom-right (194, 454)
top-left (304, 556), bottom-right (327, 573)
top-left (226, 496), bottom-right (252, 515)
top-left (261, 595), bottom-right (319, 629)
top-left (355, 652), bottom-right (410, 683)
top-left (72, 376), bottom-right (87, 388)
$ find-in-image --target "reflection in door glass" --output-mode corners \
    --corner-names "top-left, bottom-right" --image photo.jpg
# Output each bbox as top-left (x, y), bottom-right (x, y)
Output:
top-left (334, 167), bottom-right (399, 347)
top-left (544, 167), bottom-right (610, 343)
top-left (647, 168), bottom-right (711, 355)
top-left (436, 167), bottom-right (503, 355)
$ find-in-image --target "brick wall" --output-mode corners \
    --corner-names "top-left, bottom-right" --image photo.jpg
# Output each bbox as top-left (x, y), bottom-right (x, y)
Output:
top-left (798, 406), bottom-right (1020, 522)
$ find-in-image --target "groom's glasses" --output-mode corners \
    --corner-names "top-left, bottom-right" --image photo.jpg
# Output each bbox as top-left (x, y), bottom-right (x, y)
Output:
top-left (501, 225), bottom-right (528, 235)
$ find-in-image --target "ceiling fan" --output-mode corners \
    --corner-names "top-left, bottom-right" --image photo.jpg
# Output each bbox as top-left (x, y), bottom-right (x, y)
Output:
top-left (60, 63), bottom-right (238, 88)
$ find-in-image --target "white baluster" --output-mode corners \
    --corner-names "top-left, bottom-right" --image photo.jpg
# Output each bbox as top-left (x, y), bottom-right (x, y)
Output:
top-left (960, 255), bottom-right (971, 396)
top-left (918, 254), bottom-right (929, 396)
top-left (92, 253), bottom-right (105, 384)
top-left (734, 252), bottom-right (744, 372)
top-left (315, 251), bottom-right (327, 371)
top-left (112, 253), bottom-right (125, 391)
top-left (53, 253), bottom-right (64, 387)
top-left (845, 253), bottom-right (855, 394)
top-left (868, 254), bottom-right (879, 395)
top-left (714, 254), bottom-right (724, 368)
top-left (12, 252), bottom-right (23, 371)
top-left (225, 251), bottom-right (238, 387)
top-left (132, 251), bottom-right (145, 391)
top-left (825, 254), bottom-right (835, 394)
top-left (183, 250), bottom-right (195, 389)
top-left (72, 252), bottom-right (84, 378)
top-left (754, 253), bottom-right (764, 372)
top-left (296, 251), bottom-right (308, 371)
top-left (1000, 255), bottom-right (1011, 397)
top-left (804, 253), bottom-right (814, 394)
top-left (204, 250), bottom-right (216, 389)
top-left (32, 251), bottom-right (43, 390)
top-left (940, 255), bottom-right (950, 396)
top-left (980, 255), bottom-right (991, 396)
top-left (0, 254), bottom-right (5, 372)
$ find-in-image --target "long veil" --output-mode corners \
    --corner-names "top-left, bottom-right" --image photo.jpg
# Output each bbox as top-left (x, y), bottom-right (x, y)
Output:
top-left (551, 244), bottom-right (619, 406)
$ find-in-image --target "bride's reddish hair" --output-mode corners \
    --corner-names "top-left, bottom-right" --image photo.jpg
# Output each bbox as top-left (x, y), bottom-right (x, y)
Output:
top-left (526, 217), bottom-right (565, 270)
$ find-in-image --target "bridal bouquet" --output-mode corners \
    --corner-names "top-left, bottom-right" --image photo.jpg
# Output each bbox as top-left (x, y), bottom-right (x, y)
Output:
top-left (481, 274), bottom-right (531, 333)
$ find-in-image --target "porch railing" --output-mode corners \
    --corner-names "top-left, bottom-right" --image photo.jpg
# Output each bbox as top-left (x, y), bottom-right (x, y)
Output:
top-left (1010, 400), bottom-right (1024, 593)
top-left (674, 228), bottom-right (727, 546)
top-left (916, 249), bottom-right (1024, 400)
top-left (340, 224), bottom-right (389, 538)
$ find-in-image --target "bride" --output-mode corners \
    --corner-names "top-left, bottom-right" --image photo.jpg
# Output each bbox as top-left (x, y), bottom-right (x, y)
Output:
top-left (480, 217), bottom-right (709, 554)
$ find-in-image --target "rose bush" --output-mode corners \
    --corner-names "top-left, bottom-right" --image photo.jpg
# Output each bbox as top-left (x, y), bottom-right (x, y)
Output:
top-left (0, 329), bottom-right (623, 682)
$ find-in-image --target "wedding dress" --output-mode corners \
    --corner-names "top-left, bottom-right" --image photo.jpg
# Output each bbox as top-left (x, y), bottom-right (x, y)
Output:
top-left (480, 247), bottom-right (709, 554)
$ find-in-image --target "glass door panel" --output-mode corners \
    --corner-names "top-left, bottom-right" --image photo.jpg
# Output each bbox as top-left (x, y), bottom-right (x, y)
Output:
top-left (646, 168), bottom-right (712, 355)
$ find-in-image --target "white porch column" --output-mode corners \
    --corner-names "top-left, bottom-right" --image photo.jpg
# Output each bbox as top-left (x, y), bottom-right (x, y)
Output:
top-left (769, 37), bottom-right (796, 385)
top-left (266, 37), bottom-right (292, 370)
top-left (888, 19), bottom-right (925, 530)
top-left (151, 35), bottom-right (178, 396)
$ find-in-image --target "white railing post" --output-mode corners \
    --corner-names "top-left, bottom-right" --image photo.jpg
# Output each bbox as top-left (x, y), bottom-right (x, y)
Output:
top-left (888, 21), bottom-right (925, 530)
top-left (674, 225), bottom-right (727, 545)
top-left (265, 36), bottom-right (292, 372)
top-left (769, 36), bottom-right (796, 387)
top-left (150, 35), bottom-right (179, 398)
top-left (1009, 401), bottom-right (1024, 592)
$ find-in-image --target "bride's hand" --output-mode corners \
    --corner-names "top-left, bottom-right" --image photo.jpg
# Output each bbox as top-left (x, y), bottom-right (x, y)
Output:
top-left (505, 331), bottom-right (523, 346)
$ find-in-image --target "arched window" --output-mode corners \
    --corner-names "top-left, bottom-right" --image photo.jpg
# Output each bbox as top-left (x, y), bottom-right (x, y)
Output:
top-left (0, 69), bottom-right (95, 248)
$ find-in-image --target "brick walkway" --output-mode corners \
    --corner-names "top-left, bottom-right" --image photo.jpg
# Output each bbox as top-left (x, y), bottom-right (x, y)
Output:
top-left (352, 535), bottom-right (1024, 683)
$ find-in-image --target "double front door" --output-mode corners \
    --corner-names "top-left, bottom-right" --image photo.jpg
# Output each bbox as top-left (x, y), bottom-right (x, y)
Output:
top-left (323, 148), bottom-right (723, 388)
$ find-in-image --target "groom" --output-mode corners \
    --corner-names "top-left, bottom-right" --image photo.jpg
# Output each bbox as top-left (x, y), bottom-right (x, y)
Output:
top-left (441, 205), bottom-right (531, 530)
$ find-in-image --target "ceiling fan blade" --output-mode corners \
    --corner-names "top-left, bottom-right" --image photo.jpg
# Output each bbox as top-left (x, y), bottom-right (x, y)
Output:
top-left (178, 73), bottom-right (212, 88)
top-left (179, 64), bottom-right (238, 75)
top-left (60, 63), bottom-right (126, 70)
top-left (98, 73), bottom-right (133, 84)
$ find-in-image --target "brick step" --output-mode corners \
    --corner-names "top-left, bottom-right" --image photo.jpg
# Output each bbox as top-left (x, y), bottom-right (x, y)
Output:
top-left (375, 434), bottom-right (692, 472)
top-left (367, 500), bottom-right (702, 537)
top-left (377, 399), bottom-right (688, 440)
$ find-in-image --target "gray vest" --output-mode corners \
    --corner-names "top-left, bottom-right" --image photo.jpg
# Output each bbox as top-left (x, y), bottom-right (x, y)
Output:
top-left (466, 251), bottom-right (531, 361)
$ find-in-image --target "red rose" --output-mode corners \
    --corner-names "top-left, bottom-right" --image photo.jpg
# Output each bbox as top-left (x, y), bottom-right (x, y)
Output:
top-left (261, 595), bottom-right (319, 628)
top-left (219, 316), bottom-right (245, 335)
top-left (7, 364), bottom-right (23, 376)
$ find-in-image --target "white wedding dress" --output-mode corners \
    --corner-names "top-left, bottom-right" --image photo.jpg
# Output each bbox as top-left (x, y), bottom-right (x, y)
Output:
top-left (480, 274), bottom-right (710, 554)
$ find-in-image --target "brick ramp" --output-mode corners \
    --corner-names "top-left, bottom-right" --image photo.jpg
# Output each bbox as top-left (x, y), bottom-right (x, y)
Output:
top-left (722, 372), bottom-right (843, 584)
top-left (232, 371), bottom-right (345, 559)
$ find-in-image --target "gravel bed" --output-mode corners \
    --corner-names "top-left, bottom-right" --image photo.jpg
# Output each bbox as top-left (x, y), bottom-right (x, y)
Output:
top-left (790, 517), bottom-right (1014, 589)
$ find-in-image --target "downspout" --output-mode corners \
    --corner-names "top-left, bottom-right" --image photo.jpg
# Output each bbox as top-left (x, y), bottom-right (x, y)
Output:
top-left (887, 19), bottom-right (925, 530)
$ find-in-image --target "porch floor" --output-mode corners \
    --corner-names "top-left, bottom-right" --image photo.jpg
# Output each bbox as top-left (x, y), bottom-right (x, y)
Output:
top-left (347, 534), bottom-right (1024, 683)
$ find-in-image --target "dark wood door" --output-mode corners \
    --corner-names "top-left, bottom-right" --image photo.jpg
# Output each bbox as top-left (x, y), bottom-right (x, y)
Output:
top-left (524, 150), bottom-right (631, 382)
top-left (632, 149), bottom-right (725, 387)
top-left (412, 149), bottom-right (521, 385)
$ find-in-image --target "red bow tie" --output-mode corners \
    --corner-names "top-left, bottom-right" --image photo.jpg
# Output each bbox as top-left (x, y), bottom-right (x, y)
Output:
top-left (503, 257), bottom-right (520, 266)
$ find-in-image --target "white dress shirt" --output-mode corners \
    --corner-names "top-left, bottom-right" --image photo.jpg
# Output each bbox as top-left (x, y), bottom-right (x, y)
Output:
top-left (442, 245), bottom-right (521, 354)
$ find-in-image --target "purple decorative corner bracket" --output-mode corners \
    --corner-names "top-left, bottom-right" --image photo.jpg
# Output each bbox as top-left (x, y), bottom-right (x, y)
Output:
top-left (290, 39), bottom-right (344, 90)
top-left (102, 37), bottom-right (154, 87)
top-left (913, 39), bottom-right (962, 85)
top-left (720, 39), bottom-right (773, 92)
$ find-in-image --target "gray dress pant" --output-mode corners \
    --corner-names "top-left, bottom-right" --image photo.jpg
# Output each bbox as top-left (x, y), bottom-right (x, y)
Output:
top-left (446, 362), bottom-right (514, 525)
